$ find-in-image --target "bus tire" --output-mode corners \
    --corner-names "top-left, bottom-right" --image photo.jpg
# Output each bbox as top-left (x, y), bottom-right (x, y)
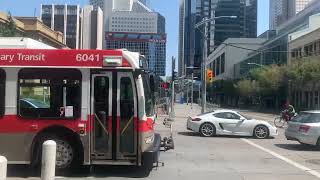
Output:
top-left (34, 133), bottom-right (81, 172)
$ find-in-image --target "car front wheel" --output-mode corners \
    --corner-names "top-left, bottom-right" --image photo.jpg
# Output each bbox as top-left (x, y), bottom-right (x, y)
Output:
top-left (253, 125), bottom-right (269, 139)
top-left (199, 123), bottom-right (216, 137)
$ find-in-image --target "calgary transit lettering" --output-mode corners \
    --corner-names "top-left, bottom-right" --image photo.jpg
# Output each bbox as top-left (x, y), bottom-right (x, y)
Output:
top-left (0, 53), bottom-right (45, 63)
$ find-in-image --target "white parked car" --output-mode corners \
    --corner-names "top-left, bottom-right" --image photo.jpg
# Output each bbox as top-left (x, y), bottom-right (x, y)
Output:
top-left (187, 109), bottom-right (278, 139)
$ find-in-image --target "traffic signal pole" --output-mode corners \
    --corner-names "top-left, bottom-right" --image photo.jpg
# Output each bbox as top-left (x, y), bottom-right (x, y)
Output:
top-left (201, 20), bottom-right (208, 114)
top-left (170, 57), bottom-right (175, 118)
top-left (195, 16), bottom-right (236, 114)
top-left (191, 72), bottom-right (194, 109)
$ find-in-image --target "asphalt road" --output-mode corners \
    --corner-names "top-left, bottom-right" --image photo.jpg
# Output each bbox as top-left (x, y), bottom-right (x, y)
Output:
top-left (7, 104), bottom-right (320, 180)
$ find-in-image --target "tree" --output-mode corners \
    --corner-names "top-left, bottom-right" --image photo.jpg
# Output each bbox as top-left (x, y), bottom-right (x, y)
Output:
top-left (0, 12), bottom-right (17, 37)
top-left (235, 80), bottom-right (256, 97)
top-left (250, 65), bottom-right (286, 96)
top-left (287, 57), bottom-right (320, 91)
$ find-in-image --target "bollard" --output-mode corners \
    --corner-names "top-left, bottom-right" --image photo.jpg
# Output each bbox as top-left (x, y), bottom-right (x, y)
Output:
top-left (0, 156), bottom-right (7, 180)
top-left (41, 140), bottom-right (56, 180)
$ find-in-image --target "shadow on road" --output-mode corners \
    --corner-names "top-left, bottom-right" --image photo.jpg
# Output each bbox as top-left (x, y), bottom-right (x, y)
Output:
top-left (177, 131), bottom-right (199, 136)
top-left (177, 131), bottom-right (274, 140)
top-left (275, 143), bottom-right (320, 151)
top-left (7, 165), bottom-right (153, 178)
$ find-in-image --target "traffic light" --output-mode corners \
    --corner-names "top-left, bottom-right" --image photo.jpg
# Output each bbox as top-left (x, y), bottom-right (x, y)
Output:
top-left (207, 69), bottom-right (214, 83)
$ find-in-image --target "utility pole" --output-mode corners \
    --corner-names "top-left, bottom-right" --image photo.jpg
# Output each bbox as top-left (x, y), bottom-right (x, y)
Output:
top-left (191, 72), bottom-right (194, 109)
top-left (187, 81), bottom-right (189, 105)
top-left (201, 18), bottom-right (208, 114)
top-left (170, 57), bottom-right (175, 118)
top-left (194, 16), bottom-right (237, 113)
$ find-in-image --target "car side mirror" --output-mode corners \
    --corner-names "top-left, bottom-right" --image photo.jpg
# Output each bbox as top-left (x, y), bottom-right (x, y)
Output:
top-left (240, 118), bottom-right (245, 121)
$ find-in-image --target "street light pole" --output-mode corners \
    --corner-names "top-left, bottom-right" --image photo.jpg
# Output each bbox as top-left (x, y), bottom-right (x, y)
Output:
top-left (201, 21), bottom-right (208, 113)
top-left (191, 72), bottom-right (194, 109)
top-left (195, 15), bottom-right (237, 114)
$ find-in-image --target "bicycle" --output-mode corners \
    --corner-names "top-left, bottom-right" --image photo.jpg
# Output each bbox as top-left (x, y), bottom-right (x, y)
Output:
top-left (274, 111), bottom-right (297, 128)
top-left (274, 113), bottom-right (287, 128)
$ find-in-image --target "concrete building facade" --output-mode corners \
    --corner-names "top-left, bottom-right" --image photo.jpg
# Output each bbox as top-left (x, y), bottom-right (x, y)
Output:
top-left (206, 38), bottom-right (266, 80)
top-left (81, 5), bottom-right (103, 49)
top-left (0, 12), bottom-right (66, 48)
top-left (90, 0), bottom-right (105, 10)
top-left (236, 0), bottom-right (320, 79)
top-left (106, 32), bottom-right (166, 76)
top-left (104, 0), bottom-right (166, 76)
top-left (287, 14), bottom-right (320, 110)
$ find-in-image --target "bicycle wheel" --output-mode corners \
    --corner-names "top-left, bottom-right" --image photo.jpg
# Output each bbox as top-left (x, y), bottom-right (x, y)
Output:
top-left (274, 116), bottom-right (285, 128)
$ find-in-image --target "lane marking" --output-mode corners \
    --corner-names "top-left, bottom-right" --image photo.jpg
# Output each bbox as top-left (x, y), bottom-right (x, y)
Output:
top-left (241, 138), bottom-right (320, 178)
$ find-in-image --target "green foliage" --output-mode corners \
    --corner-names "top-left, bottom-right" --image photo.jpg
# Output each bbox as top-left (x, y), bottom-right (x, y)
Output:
top-left (286, 57), bottom-right (320, 89)
top-left (235, 79), bottom-right (256, 97)
top-left (0, 12), bottom-right (17, 37)
top-left (250, 65), bottom-right (286, 95)
top-left (234, 57), bottom-right (320, 98)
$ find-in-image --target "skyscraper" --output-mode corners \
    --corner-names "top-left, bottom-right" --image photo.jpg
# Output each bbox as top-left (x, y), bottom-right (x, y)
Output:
top-left (89, 0), bottom-right (148, 11)
top-left (104, 0), bottom-right (166, 76)
top-left (270, 0), bottom-right (313, 30)
top-left (90, 0), bottom-right (104, 10)
top-left (81, 5), bottom-right (104, 49)
top-left (213, 0), bottom-right (257, 49)
top-left (178, 0), bottom-right (257, 77)
top-left (40, 4), bottom-right (82, 49)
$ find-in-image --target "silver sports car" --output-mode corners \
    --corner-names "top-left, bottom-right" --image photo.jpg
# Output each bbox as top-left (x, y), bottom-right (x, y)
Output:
top-left (187, 109), bottom-right (278, 139)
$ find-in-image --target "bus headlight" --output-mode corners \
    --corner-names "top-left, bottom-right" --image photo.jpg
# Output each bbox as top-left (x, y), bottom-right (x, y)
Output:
top-left (145, 135), bottom-right (154, 144)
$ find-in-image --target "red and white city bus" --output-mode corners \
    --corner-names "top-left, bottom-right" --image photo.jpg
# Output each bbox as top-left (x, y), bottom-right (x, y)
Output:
top-left (0, 48), bottom-right (162, 170)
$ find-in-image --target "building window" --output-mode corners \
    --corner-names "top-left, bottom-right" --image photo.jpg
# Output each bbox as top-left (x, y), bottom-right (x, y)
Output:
top-left (298, 48), bottom-right (302, 57)
top-left (18, 69), bottom-right (82, 119)
top-left (0, 69), bottom-right (5, 118)
top-left (221, 53), bottom-right (225, 74)
top-left (216, 57), bottom-right (221, 75)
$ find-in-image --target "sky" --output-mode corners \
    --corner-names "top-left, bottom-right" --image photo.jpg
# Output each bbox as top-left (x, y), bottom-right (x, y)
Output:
top-left (0, 0), bottom-right (270, 75)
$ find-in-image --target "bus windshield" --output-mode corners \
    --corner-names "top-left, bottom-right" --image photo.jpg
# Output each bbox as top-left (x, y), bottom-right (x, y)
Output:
top-left (142, 73), bottom-right (155, 117)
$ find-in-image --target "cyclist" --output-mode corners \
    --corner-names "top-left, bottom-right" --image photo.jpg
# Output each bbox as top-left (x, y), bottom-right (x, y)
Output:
top-left (283, 101), bottom-right (296, 121)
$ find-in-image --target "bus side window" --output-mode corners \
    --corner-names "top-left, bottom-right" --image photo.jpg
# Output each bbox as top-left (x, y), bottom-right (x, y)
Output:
top-left (18, 69), bottom-right (82, 119)
top-left (0, 69), bottom-right (5, 118)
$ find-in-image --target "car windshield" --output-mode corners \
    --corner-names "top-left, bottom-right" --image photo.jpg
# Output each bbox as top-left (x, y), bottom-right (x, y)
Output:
top-left (291, 112), bottom-right (320, 123)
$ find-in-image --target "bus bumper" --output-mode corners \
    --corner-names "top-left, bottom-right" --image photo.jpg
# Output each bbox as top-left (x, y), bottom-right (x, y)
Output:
top-left (143, 133), bottom-right (161, 165)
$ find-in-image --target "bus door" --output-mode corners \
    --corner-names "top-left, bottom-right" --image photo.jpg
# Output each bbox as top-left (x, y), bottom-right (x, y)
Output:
top-left (91, 71), bottom-right (137, 161)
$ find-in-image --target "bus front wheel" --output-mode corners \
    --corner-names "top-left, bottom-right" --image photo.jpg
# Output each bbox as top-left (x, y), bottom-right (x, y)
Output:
top-left (34, 134), bottom-right (80, 171)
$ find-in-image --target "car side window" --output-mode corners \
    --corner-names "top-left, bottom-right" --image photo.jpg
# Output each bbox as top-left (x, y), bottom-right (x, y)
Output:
top-left (225, 112), bottom-right (241, 120)
top-left (213, 112), bottom-right (226, 119)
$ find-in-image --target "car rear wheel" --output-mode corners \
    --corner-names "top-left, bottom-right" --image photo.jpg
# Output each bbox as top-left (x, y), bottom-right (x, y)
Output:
top-left (199, 123), bottom-right (216, 137)
top-left (253, 125), bottom-right (269, 139)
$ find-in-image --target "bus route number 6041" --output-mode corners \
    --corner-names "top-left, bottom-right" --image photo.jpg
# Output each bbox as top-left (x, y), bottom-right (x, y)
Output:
top-left (76, 54), bottom-right (100, 62)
